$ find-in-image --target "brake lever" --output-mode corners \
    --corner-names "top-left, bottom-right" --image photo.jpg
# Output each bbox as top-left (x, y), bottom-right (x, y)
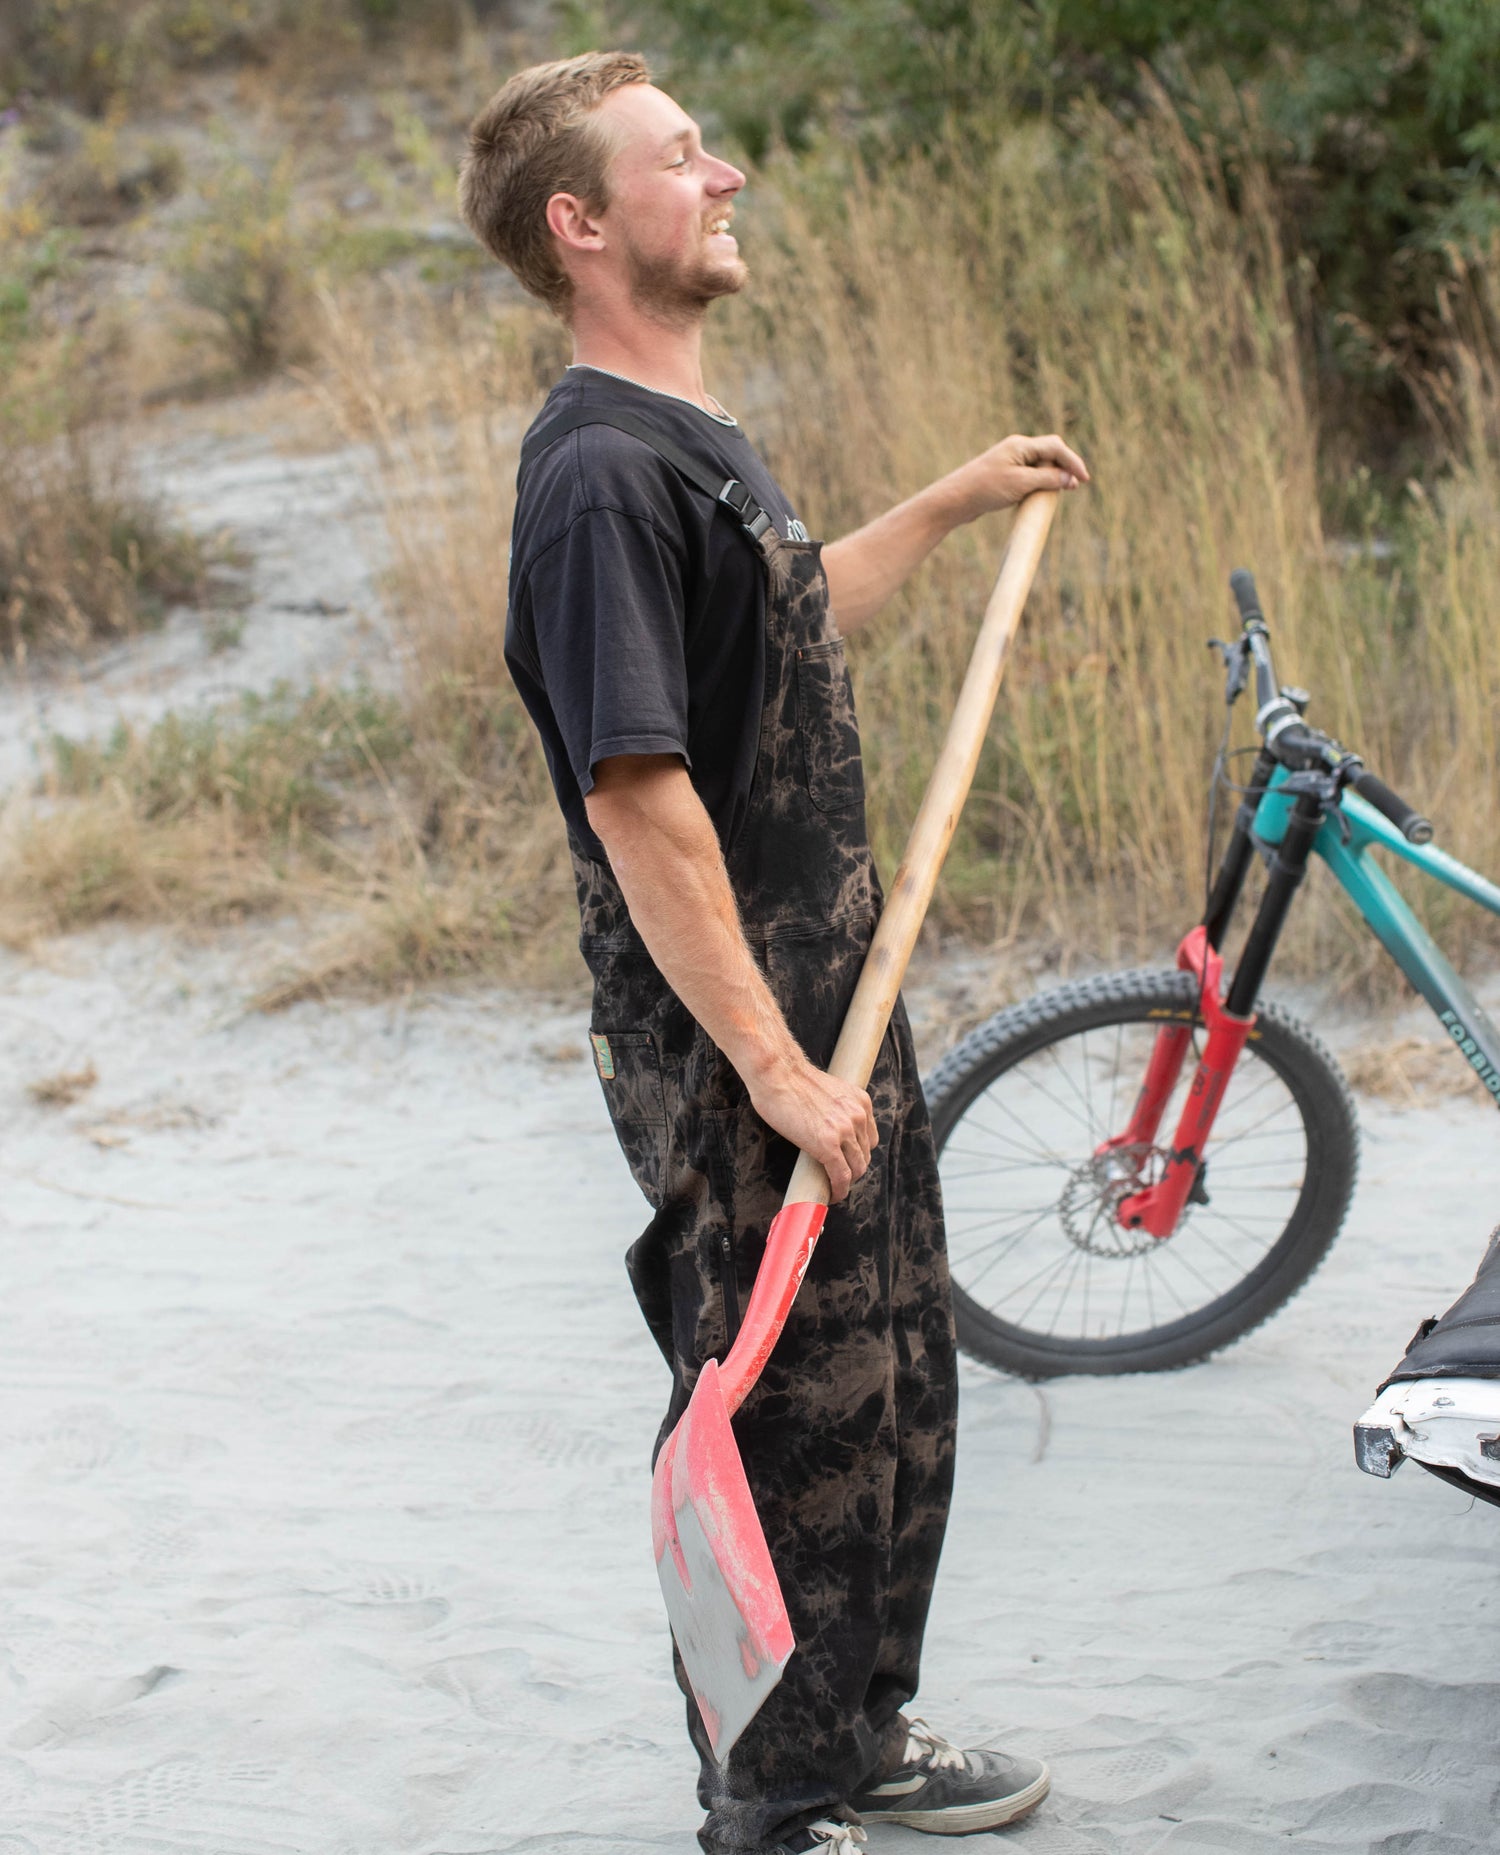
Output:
top-left (1208, 636), bottom-right (1250, 707)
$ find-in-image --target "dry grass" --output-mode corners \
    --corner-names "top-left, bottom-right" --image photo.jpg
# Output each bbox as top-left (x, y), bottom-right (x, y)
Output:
top-left (1343, 1035), bottom-right (1490, 1108)
top-left (0, 429), bottom-right (209, 655)
top-left (286, 103), bottom-right (1500, 998)
top-left (0, 685), bottom-right (408, 947)
top-left (702, 112), bottom-right (1499, 980)
top-left (27, 1061), bottom-right (98, 1107)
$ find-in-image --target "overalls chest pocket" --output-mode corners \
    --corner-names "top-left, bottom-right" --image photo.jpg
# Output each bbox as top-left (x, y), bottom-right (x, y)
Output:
top-left (795, 637), bottom-right (865, 814)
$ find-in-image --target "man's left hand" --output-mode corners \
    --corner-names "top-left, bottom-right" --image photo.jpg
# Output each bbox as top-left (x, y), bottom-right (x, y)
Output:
top-left (946, 433), bottom-right (1090, 524)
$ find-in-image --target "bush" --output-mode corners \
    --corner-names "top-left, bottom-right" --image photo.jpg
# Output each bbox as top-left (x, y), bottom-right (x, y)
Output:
top-left (42, 118), bottom-right (183, 225)
top-left (1, 0), bottom-right (161, 115)
top-left (171, 154), bottom-right (312, 375)
top-left (0, 432), bottom-right (207, 654)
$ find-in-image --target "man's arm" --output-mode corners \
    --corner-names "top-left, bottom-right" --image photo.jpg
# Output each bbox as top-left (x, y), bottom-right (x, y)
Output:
top-left (822, 432), bottom-right (1089, 634)
top-left (584, 753), bottom-right (878, 1202)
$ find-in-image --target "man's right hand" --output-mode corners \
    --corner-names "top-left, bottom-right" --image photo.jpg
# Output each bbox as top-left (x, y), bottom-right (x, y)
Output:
top-left (747, 1052), bottom-right (879, 1204)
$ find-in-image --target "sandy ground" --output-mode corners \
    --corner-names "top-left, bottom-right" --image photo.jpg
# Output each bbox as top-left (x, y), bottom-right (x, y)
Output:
top-left (2, 927), bottom-right (1497, 1855)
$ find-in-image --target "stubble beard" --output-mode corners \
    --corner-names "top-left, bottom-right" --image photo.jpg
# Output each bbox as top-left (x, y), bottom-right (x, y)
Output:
top-left (624, 234), bottom-right (748, 332)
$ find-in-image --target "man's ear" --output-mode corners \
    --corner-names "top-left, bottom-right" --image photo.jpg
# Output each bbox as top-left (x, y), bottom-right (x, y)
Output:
top-left (547, 192), bottom-right (606, 255)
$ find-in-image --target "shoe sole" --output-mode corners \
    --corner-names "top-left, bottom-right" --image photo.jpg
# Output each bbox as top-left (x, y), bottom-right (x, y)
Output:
top-left (854, 1767), bottom-right (1051, 1833)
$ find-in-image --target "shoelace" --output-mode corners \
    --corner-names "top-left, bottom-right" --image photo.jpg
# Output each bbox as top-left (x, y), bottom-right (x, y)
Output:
top-left (806, 1819), bottom-right (867, 1852)
top-left (902, 1717), bottom-right (974, 1775)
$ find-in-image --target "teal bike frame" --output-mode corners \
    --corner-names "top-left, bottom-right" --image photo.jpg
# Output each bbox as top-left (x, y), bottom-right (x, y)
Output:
top-left (1103, 574), bottom-right (1499, 1240)
top-left (1253, 775), bottom-right (1500, 1108)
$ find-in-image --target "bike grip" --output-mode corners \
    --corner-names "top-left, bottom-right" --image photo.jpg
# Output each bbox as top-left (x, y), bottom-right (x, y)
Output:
top-left (1229, 569), bottom-right (1263, 625)
top-left (1353, 770), bottom-right (1434, 845)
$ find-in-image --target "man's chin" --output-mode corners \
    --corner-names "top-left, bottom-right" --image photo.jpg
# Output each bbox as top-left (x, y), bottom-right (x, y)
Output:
top-left (703, 255), bottom-right (749, 299)
top-left (628, 255), bottom-right (749, 326)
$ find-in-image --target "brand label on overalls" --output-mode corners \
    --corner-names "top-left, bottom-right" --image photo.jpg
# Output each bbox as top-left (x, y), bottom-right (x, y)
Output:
top-left (590, 1033), bottom-right (616, 1081)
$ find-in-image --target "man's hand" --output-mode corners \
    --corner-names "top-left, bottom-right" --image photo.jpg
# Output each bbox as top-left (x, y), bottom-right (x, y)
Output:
top-left (942, 433), bottom-right (1090, 525)
top-left (745, 1049), bottom-right (879, 1204)
top-left (822, 430), bottom-right (1089, 633)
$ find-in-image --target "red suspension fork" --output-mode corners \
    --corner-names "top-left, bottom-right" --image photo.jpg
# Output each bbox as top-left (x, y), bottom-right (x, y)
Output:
top-left (1110, 927), bottom-right (1257, 1239)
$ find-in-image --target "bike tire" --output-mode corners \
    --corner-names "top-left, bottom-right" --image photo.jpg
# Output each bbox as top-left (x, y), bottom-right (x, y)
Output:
top-left (926, 967), bottom-right (1360, 1377)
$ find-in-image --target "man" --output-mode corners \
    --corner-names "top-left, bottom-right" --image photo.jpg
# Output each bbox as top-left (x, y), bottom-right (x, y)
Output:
top-left (459, 52), bottom-right (1088, 1855)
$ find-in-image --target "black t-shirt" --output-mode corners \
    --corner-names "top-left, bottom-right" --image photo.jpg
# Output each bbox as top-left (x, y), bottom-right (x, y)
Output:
top-left (505, 367), bottom-right (809, 864)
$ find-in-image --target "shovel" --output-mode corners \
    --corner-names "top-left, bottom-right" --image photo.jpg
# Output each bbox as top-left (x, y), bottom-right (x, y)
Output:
top-left (651, 489), bottom-right (1062, 1762)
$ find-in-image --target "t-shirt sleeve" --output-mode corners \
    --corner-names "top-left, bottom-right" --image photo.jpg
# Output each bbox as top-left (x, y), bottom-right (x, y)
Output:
top-left (522, 505), bottom-right (691, 796)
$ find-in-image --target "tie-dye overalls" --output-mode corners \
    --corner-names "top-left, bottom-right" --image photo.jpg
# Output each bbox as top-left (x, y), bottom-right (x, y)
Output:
top-left (523, 409), bottom-right (959, 1855)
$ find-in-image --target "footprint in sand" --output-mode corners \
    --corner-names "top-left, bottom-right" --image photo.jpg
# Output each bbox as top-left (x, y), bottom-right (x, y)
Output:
top-left (76, 1757), bottom-right (206, 1837)
top-left (127, 1498), bottom-right (201, 1568)
top-left (8, 1666), bottom-right (180, 1752)
top-left (320, 1564), bottom-right (452, 1631)
top-left (1345, 1671), bottom-right (1500, 1742)
top-left (513, 1409), bottom-right (618, 1466)
top-left (19, 1408), bottom-right (135, 1483)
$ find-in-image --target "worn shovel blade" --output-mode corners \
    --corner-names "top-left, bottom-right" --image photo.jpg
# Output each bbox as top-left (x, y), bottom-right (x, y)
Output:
top-left (650, 1357), bottom-right (795, 1761)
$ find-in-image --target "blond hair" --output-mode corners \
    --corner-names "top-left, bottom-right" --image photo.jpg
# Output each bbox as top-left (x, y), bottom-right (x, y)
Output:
top-left (458, 51), bottom-right (651, 317)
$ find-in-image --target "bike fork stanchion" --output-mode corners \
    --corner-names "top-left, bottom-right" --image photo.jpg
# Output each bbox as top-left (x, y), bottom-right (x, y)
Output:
top-left (1115, 928), bottom-right (1255, 1236)
top-left (1100, 1018), bottom-right (1194, 1155)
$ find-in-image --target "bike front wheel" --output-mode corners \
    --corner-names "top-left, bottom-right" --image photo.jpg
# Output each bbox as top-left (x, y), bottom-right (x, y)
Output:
top-left (926, 968), bottom-right (1360, 1377)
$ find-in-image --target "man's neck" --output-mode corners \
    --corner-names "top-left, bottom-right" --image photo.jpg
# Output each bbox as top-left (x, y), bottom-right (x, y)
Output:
top-left (569, 308), bottom-right (713, 413)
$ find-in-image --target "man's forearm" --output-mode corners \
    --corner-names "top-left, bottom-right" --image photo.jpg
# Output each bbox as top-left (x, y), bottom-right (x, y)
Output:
top-left (584, 756), bottom-right (879, 1200)
top-left (585, 761), bottom-right (801, 1089)
top-left (821, 473), bottom-right (970, 634)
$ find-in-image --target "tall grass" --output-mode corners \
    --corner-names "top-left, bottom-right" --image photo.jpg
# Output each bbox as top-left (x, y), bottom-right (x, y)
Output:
top-left (6, 101), bottom-right (1496, 1000)
top-left (310, 105), bottom-right (1498, 996)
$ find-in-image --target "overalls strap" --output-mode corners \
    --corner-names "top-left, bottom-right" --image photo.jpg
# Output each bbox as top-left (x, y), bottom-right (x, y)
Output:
top-left (518, 406), bottom-right (776, 542)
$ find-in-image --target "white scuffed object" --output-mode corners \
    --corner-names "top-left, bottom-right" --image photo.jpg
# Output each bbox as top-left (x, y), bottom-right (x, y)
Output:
top-left (1355, 1378), bottom-right (1500, 1489)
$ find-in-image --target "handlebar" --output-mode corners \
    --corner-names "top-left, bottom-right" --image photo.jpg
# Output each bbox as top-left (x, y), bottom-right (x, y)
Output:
top-left (1228, 568), bottom-right (1263, 627)
top-left (1352, 770), bottom-right (1434, 845)
top-left (1224, 568), bottom-right (1436, 841)
top-left (1227, 570), bottom-right (1284, 717)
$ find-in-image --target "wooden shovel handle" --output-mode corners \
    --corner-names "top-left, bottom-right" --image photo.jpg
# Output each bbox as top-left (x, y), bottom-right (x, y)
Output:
top-left (715, 491), bottom-right (1060, 1419)
top-left (783, 488), bottom-right (1059, 1210)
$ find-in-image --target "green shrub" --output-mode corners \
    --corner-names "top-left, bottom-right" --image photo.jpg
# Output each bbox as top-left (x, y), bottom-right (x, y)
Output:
top-left (0, 433), bottom-right (207, 653)
top-left (171, 154), bottom-right (311, 375)
top-left (47, 683), bottom-right (412, 839)
top-left (43, 119), bottom-right (183, 225)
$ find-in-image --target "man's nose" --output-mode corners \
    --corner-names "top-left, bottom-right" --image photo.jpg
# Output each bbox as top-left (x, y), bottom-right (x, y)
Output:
top-left (707, 155), bottom-right (746, 196)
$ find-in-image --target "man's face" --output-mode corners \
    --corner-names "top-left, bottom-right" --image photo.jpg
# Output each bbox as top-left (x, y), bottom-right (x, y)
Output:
top-left (590, 84), bottom-right (748, 324)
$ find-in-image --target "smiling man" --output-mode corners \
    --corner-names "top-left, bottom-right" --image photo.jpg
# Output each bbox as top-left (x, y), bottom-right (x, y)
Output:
top-left (459, 51), bottom-right (1087, 1855)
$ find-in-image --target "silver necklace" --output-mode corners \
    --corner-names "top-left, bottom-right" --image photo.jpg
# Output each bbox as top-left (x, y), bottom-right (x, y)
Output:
top-left (566, 362), bottom-right (737, 427)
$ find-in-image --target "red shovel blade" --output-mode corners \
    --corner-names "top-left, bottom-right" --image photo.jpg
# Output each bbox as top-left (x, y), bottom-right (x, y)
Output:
top-left (649, 1199), bottom-right (826, 1760)
top-left (651, 1357), bottom-right (795, 1759)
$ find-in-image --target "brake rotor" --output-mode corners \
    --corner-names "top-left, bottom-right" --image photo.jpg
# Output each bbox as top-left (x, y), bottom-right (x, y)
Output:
top-left (1058, 1146), bottom-right (1165, 1258)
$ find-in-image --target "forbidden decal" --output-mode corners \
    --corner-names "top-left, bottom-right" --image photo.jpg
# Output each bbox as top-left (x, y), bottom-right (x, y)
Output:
top-left (1438, 1009), bottom-right (1500, 1098)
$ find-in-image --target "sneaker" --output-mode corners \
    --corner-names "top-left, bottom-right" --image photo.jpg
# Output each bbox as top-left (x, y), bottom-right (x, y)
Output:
top-left (846, 1717), bottom-right (1050, 1834)
top-left (773, 1818), bottom-right (868, 1853)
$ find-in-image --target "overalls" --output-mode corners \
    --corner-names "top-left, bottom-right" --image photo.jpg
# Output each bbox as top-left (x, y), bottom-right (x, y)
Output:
top-left (519, 409), bottom-right (959, 1855)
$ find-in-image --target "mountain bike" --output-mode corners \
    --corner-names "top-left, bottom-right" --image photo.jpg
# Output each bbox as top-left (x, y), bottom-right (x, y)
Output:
top-left (926, 570), bottom-right (1500, 1378)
